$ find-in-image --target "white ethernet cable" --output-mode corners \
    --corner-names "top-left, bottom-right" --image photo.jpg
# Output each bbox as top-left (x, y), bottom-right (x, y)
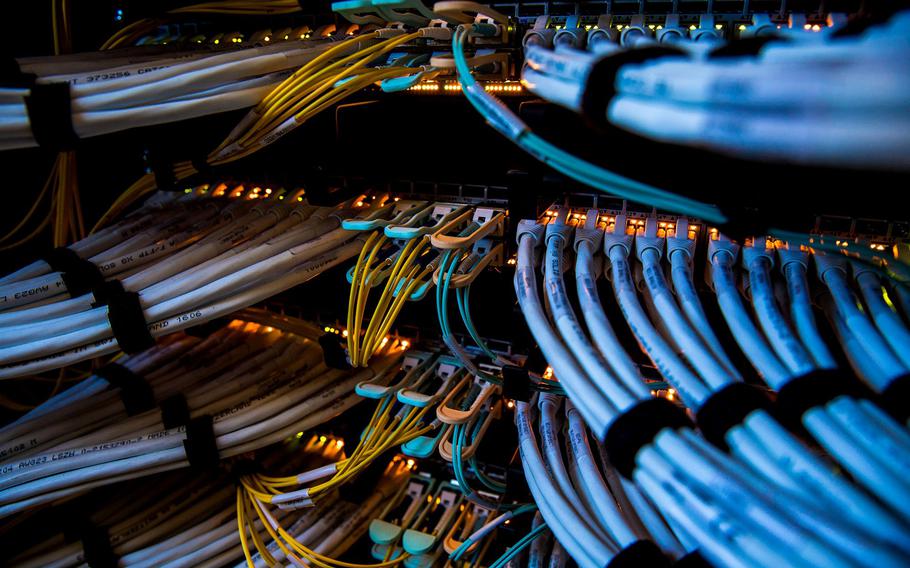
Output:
top-left (573, 210), bottom-right (653, 398)
top-left (0, 193), bottom-right (368, 377)
top-left (514, 401), bottom-right (618, 568)
top-left (0, 321), bottom-right (388, 518)
top-left (521, 12), bottom-right (910, 169)
top-left (617, 217), bottom-right (904, 546)
top-left (543, 209), bottom-right (646, 413)
top-left (741, 242), bottom-right (817, 377)
top-left (513, 221), bottom-right (618, 438)
top-left (706, 235), bottom-right (910, 532)
top-left (665, 217), bottom-right (740, 377)
top-left (778, 248), bottom-right (837, 369)
top-left (814, 253), bottom-right (908, 387)
top-left (708, 237), bottom-right (791, 386)
top-left (854, 264), bottom-right (910, 369)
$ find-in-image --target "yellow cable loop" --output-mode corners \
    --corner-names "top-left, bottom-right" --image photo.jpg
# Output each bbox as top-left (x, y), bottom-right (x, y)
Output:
top-left (248, 491), bottom-right (296, 563)
top-left (272, 520), bottom-right (409, 568)
top-left (369, 264), bottom-right (434, 356)
top-left (364, 241), bottom-right (431, 357)
top-left (243, 490), bottom-right (275, 565)
top-left (348, 231), bottom-right (381, 363)
top-left (238, 488), bottom-right (256, 568)
top-left (335, 403), bottom-right (397, 479)
top-left (314, 408), bottom-right (430, 493)
top-left (353, 235), bottom-right (388, 364)
top-left (243, 33), bottom-right (419, 145)
top-left (257, 32), bottom-right (382, 118)
top-left (359, 239), bottom-right (420, 365)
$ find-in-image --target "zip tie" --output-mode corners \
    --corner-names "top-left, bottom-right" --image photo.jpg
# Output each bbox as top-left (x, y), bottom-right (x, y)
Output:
top-left (580, 45), bottom-right (686, 130)
top-left (183, 415), bottom-right (220, 469)
top-left (774, 369), bottom-right (876, 433)
top-left (79, 522), bottom-right (117, 568)
top-left (501, 365), bottom-right (532, 402)
top-left (95, 363), bottom-right (156, 416)
top-left (603, 397), bottom-right (692, 478)
top-left (608, 540), bottom-right (671, 568)
top-left (41, 247), bottom-right (104, 298)
top-left (159, 393), bottom-right (191, 430)
top-left (694, 382), bottom-right (773, 451)
top-left (24, 82), bottom-right (80, 151)
top-left (91, 280), bottom-right (156, 354)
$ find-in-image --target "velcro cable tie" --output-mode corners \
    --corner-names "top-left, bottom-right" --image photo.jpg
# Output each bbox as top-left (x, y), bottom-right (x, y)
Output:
top-left (501, 364), bottom-right (532, 402)
top-left (695, 382), bottom-right (773, 451)
top-left (673, 550), bottom-right (713, 568)
top-left (774, 369), bottom-right (874, 432)
top-left (91, 280), bottom-right (155, 354)
top-left (24, 82), bottom-right (79, 152)
top-left (319, 333), bottom-right (351, 369)
top-left (183, 415), bottom-right (220, 469)
top-left (1, 56), bottom-right (37, 87)
top-left (79, 523), bottom-right (117, 568)
top-left (580, 46), bottom-right (687, 129)
top-left (604, 397), bottom-right (692, 478)
top-left (160, 394), bottom-right (191, 429)
top-left (42, 247), bottom-right (104, 298)
top-left (607, 540), bottom-right (671, 568)
top-left (95, 363), bottom-right (155, 416)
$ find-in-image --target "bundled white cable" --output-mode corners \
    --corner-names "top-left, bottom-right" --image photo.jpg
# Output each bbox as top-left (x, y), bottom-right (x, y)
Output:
top-left (0, 39), bottom-right (354, 150)
top-left (522, 10), bottom-right (910, 169)
top-left (0, 187), bottom-right (374, 378)
top-left (0, 312), bottom-right (392, 519)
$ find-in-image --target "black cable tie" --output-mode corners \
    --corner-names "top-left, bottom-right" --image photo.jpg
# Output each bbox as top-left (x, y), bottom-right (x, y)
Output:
top-left (159, 393), bottom-right (191, 429)
top-left (501, 364), bottom-right (532, 402)
top-left (673, 550), bottom-right (713, 568)
top-left (183, 415), bottom-right (220, 469)
top-left (608, 540), bottom-right (671, 568)
top-left (774, 369), bottom-right (875, 432)
top-left (92, 280), bottom-right (155, 354)
top-left (1, 56), bottom-right (37, 87)
top-left (190, 156), bottom-right (214, 179)
top-left (319, 333), bottom-right (351, 369)
top-left (580, 45), bottom-right (687, 129)
top-left (695, 383), bottom-right (773, 451)
top-left (79, 523), bottom-right (117, 568)
top-left (878, 373), bottom-right (910, 423)
top-left (604, 397), bottom-right (692, 478)
top-left (96, 363), bottom-right (156, 416)
top-left (24, 82), bottom-right (80, 152)
top-left (42, 247), bottom-right (105, 298)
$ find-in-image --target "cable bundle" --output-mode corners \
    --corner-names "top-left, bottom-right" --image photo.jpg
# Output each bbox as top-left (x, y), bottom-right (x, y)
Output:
top-left (91, 28), bottom-right (425, 229)
top-left (0, 310), bottom-right (395, 520)
top-left (510, 208), bottom-right (910, 567)
top-left (0, 186), bottom-right (369, 379)
top-left (4, 431), bottom-right (407, 568)
top-left (519, 11), bottom-right (910, 169)
top-left (2, 38), bottom-right (348, 152)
